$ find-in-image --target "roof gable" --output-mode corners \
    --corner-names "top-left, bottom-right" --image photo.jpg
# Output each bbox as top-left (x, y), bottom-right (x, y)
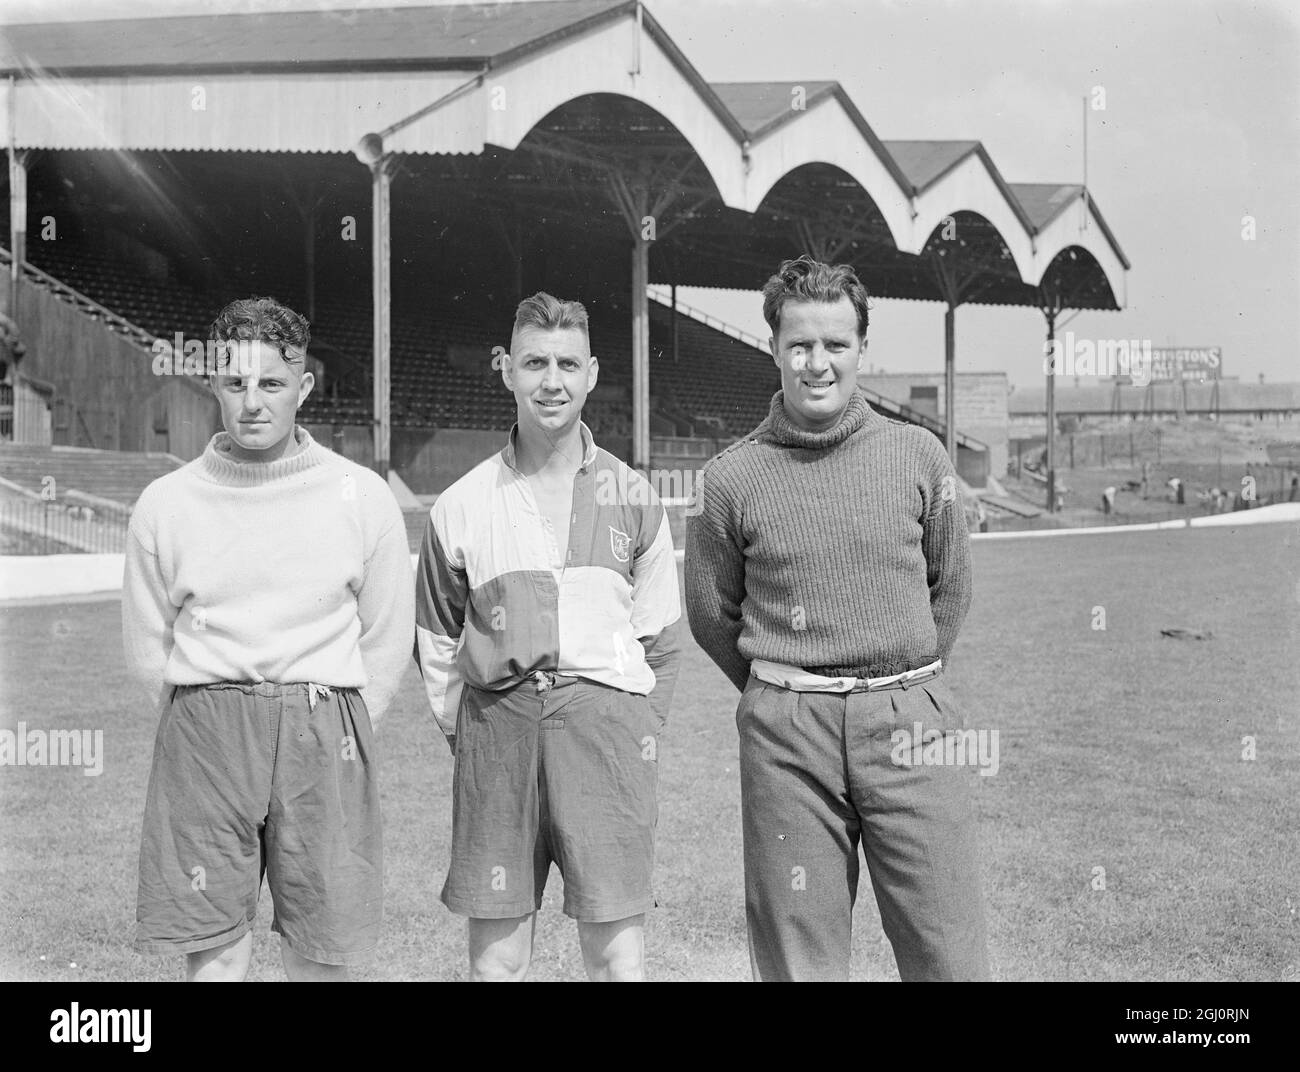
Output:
top-left (883, 140), bottom-right (981, 192)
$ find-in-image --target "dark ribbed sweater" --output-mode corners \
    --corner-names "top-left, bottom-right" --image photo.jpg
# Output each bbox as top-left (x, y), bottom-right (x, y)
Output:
top-left (684, 389), bottom-right (972, 693)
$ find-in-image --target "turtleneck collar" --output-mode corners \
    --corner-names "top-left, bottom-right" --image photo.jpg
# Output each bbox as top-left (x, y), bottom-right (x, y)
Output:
top-left (198, 426), bottom-right (327, 487)
top-left (764, 388), bottom-right (880, 450)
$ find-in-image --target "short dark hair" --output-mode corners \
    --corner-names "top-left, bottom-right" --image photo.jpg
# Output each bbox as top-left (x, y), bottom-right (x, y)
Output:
top-left (512, 291), bottom-right (589, 344)
top-left (761, 255), bottom-right (870, 340)
top-left (208, 296), bottom-right (310, 365)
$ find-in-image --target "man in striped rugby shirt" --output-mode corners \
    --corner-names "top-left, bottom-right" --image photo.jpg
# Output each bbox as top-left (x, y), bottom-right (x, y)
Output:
top-left (415, 292), bottom-right (680, 982)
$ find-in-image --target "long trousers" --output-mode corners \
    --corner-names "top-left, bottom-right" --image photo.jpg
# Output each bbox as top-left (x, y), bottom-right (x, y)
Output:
top-left (737, 676), bottom-right (991, 981)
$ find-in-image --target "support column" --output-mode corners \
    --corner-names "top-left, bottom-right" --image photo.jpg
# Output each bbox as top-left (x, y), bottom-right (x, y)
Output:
top-left (370, 156), bottom-right (394, 479)
top-left (8, 145), bottom-right (28, 320)
top-left (929, 250), bottom-right (967, 466)
top-left (513, 215), bottom-right (524, 302)
top-left (631, 235), bottom-right (650, 472)
top-left (944, 304), bottom-right (956, 463)
top-left (303, 179), bottom-right (316, 322)
top-left (670, 282), bottom-right (679, 365)
top-left (349, 70), bottom-right (487, 477)
top-left (1044, 307), bottom-right (1058, 512)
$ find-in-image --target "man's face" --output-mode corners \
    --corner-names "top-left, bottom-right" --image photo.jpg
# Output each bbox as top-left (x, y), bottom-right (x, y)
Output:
top-left (502, 326), bottom-right (598, 436)
top-left (210, 339), bottom-right (313, 460)
top-left (770, 296), bottom-right (867, 433)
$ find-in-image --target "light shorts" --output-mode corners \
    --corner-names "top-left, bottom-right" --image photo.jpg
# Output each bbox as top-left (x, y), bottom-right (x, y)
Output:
top-left (134, 681), bottom-right (382, 966)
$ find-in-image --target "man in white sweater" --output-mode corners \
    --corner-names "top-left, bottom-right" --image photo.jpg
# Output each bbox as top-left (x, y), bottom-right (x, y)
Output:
top-left (122, 297), bottom-right (415, 981)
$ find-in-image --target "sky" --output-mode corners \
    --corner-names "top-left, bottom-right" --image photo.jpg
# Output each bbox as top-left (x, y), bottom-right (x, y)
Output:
top-left (2, 0), bottom-right (1297, 391)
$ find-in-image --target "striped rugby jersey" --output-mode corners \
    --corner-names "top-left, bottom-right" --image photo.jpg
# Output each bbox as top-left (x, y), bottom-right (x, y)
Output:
top-left (415, 422), bottom-right (681, 738)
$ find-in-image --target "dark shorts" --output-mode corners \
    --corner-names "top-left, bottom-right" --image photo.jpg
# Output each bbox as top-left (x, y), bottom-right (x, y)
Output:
top-left (441, 677), bottom-right (658, 924)
top-left (135, 682), bottom-right (382, 966)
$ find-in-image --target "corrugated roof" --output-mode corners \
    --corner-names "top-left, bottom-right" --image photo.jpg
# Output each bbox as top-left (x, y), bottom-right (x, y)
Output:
top-left (1220, 382), bottom-right (1300, 410)
top-left (710, 81), bottom-right (837, 139)
top-left (1010, 384), bottom-right (1109, 413)
top-left (1009, 182), bottom-right (1082, 231)
top-left (0, 6), bottom-right (1128, 309)
top-left (710, 80), bottom-right (913, 197)
top-left (883, 140), bottom-right (980, 192)
top-left (1009, 182), bottom-right (1130, 268)
top-left (880, 137), bottom-right (1034, 235)
top-left (0, 0), bottom-right (630, 74)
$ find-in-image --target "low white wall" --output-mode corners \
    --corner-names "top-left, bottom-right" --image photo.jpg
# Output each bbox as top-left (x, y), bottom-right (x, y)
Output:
top-left (0, 553), bottom-right (125, 601)
top-left (975, 501), bottom-right (1300, 539)
top-left (4, 504), bottom-right (1298, 600)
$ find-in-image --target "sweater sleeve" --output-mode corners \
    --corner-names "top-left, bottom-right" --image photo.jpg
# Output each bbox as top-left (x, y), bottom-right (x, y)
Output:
top-left (413, 499), bottom-right (468, 742)
top-left (355, 490), bottom-right (417, 731)
top-left (630, 508), bottom-right (682, 731)
top-left (684, 464), bottom-right (751, 693)
top-left (640, 622), bottom-right (680, 732)
top-left (920, 444), bottom-right (973, 664)
top-left (121, 513), bottom-right (177, 715)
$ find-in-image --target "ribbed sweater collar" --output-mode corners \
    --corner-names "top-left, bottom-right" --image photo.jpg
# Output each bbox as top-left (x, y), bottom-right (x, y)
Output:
top-left (197, 426), bottom-right (326, 487)
top-left (764, 388), bottom-right (878, 450)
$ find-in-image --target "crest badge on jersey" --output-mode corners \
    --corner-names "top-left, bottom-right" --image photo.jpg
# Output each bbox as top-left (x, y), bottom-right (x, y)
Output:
top-left (609, 526), bottom-right (632, 563)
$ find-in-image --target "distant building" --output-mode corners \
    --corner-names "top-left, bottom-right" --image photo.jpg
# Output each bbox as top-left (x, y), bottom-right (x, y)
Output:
top-left (858, 372), bottom-right (1009, 479)
top-left (1009, 379), bottom-right (1300, 428)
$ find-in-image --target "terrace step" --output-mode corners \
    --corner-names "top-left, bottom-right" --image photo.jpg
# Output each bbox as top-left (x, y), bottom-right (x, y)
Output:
top-left (0, 444), bottom-right (183, 506)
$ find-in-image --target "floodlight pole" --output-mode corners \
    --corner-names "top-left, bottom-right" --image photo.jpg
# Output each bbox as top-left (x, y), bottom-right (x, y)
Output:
top-left (1081, 95), bottom-right (1089, 233)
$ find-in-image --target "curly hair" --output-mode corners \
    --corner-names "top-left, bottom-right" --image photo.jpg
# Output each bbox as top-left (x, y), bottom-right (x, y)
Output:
top-left (761, 255), bottom-right (870, 340)
top-left (207, 296), bottom-right (310, 366)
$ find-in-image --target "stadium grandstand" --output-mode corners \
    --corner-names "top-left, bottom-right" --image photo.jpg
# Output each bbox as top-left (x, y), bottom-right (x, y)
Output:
top-left (0, 0), bottom-right (1130, 535)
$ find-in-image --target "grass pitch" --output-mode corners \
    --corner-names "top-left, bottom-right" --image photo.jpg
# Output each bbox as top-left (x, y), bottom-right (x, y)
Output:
top-left (1, 522), bottom-right (1297, 981)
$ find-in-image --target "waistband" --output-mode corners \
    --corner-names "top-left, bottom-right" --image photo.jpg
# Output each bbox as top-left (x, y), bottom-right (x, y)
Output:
top-left (529, 670), bottom-right (581, 694)
top-left (173, 681), bottom-right (354, 694)
top-left (171, 681), bottom-right (356, 709)
top-left (750, 658), bottom-right (943, 694)
top-left (466, 671), bottom-right (585, 697)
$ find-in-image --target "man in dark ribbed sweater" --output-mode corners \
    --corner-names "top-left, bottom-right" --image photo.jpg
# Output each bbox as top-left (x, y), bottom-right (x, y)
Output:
top-left (685, 255), bottom-right (990, 982)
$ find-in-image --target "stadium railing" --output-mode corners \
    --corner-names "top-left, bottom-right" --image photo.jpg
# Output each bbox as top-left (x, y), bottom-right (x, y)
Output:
top-left (0, 497), bottom-right (128, 555)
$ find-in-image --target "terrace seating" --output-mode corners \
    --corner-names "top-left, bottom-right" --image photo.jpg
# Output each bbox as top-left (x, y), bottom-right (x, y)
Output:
top-left (24, 238), bottom-right (780, 448)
